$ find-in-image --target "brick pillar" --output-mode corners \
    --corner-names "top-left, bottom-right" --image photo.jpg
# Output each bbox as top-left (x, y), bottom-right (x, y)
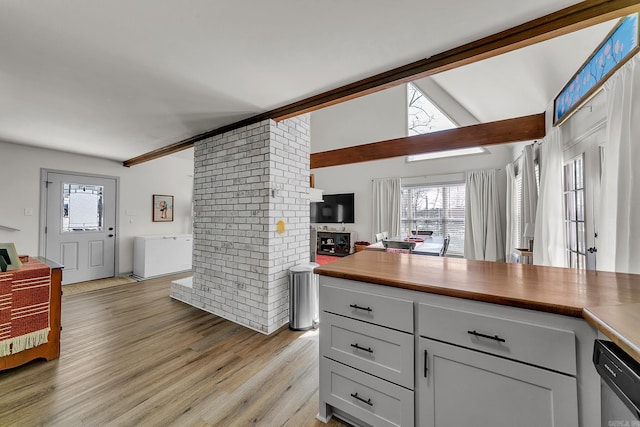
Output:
top-left (171, 116), bottom-right (310, 334)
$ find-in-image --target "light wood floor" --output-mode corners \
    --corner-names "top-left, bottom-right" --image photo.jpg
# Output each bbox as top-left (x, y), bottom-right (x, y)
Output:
top-left (61, 275), bottom-right (138, 296)
top-left (0, 273), bottom-right (348, 427)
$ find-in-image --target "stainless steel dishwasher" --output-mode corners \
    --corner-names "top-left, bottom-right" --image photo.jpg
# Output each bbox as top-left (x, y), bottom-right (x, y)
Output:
top-left (593, 339), bottom-right (640, 426)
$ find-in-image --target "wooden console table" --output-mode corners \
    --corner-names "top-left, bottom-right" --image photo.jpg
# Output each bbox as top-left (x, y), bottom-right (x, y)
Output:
top-left (0, 258), bottom-right (63, 370)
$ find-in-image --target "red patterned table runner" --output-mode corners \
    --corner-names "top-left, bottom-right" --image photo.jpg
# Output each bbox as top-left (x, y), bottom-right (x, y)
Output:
top-left (0, 259), bottom-right (51, 357)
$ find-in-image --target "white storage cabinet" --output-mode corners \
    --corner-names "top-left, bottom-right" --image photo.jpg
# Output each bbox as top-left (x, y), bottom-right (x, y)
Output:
top-left (133, 234), bottom-right (192, 279)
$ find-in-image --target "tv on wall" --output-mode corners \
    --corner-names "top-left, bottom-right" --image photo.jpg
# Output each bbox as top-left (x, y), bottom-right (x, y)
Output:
top-left (310, 193), bottom-right (355, 224)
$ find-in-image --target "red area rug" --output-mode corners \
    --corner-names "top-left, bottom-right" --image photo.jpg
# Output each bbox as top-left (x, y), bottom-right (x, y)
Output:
top-left (0, 259), bottom-right (51, 356)
top-left (315, 254), bottom-right (343, 266)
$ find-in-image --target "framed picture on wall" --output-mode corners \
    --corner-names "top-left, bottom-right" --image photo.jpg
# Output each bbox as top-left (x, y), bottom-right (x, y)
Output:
top-left (153, 194), bottom-right (174, 222)
top-left (0, 242), bottom-right (23, 271)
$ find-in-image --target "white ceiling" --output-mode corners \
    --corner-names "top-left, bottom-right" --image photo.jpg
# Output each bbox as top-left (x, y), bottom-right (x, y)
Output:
top-left (0, 1), bottom-right (618, 162)
top-left (430, 20), bottom-right (616, 123)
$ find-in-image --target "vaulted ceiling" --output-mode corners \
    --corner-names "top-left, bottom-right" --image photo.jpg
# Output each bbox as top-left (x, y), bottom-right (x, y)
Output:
top-left (0, 1), bottom-right (624, 162)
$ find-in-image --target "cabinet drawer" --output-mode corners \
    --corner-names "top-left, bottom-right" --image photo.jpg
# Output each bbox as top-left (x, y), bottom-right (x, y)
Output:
top-left (320, 357), bottom-right (414, 427)
top-left (418, 303), bottom-right (576, 375)
top-left (321, 312), bottom-right (414, 389)
top-left (320, 284), bottom-right (413, 333)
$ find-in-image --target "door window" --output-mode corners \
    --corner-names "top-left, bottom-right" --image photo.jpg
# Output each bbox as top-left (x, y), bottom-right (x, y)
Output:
top-left (563, 156), bottom-right (586, 269)
top-left (62, 183), bottom-right (104, 232)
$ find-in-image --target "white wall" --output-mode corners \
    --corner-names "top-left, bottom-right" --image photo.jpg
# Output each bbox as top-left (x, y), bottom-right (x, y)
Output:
top-left (0, 141), bottom-right (193, 274)
top-left (311, 85), bottom-right (514, 243)
top-left (312, 85), bottom-right (407, 152)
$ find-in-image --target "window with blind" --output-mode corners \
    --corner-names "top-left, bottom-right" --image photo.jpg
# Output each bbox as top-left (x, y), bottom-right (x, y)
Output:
top-left (513, 158), bottom-right (540, 250)
top-left (400, 183), bottom-right (466, 256)
top-left (515, 173), bottom-right (523, 249)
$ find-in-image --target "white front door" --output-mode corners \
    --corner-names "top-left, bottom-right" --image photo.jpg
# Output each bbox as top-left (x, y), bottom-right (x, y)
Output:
top-left (43, 171), bottom-right (117, 284)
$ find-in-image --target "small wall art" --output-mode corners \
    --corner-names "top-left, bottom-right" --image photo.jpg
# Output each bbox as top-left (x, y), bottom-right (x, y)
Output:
top-left (153, 194), bottom-right (174, 222)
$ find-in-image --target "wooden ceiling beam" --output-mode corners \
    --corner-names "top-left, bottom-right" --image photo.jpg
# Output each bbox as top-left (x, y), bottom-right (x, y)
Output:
top-left (310, 113), bottom-right (546, 169)
top-left (123, 0), bottom-right (639, 166)
top-left (122, 113), bottom-right (273, 167)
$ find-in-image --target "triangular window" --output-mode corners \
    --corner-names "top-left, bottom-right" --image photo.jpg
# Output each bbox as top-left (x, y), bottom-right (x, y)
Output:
top-left (407, 82), bottom-right (485, 161)
top-left (407, 82), bottom-right (457, 136)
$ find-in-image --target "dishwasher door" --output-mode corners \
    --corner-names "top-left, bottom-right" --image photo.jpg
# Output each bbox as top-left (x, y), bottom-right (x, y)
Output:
top-left (593, 340), bottom-right (640, 425)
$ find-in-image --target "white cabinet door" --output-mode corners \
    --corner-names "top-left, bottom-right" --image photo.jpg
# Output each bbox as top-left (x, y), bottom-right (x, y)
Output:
top-left (417, 338), bottom-right (578, 427)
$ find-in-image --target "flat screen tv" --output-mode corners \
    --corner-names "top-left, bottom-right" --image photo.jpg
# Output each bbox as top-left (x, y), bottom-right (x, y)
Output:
top-left (311, 193), bottom-right (355, 223)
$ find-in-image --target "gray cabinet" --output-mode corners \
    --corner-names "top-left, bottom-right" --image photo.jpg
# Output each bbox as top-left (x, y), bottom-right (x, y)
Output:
top-left (418, 338), bottom-right (578, 427)
top-left (417, 301), bottom-right (579, 426)
top-left (318, 283), bottom-right (414, 426)
top-left (317, 277), bottom-right (601, 427)
top-left (416, 303), bottom-right (578, 427)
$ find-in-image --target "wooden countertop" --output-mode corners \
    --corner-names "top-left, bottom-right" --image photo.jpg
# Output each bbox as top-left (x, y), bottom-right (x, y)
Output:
top-left (583, 304), bottom-right (640, 364)
top-left (314, 251), bottom-right (640, 363)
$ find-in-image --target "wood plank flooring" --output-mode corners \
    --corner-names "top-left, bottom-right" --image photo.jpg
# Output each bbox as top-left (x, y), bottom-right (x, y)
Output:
top-left (0, 273), bottom-right (348, 426)
top-left (61, 275), bottom-right (138, 296)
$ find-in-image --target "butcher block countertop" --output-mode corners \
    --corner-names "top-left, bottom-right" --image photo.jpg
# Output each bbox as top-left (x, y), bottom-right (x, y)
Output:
top-left (583, 304), bottom-right (640, 364)
top-left (314, 251), bottom-right (640, 363)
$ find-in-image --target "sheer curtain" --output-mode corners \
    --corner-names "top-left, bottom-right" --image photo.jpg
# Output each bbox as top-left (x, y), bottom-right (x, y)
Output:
top-left (372, 177), bottom-right (401, 240)
top-left (505, 163), bottom-right (518, 262)
top-left (598, 54), bottom-right (640, 274)
top-left (533, 127), bottom-right (567, 267)
top-left (464, 169), bottom-right (505, 261)
top-left (521, 144), bottom-right (538, 244)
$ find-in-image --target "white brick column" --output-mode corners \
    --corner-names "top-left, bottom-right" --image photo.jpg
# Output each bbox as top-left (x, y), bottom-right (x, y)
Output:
top-left (172, 115), bottom-right (310, 334)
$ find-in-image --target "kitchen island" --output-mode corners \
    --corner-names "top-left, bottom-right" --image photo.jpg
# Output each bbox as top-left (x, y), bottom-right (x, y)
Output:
top-left (314, 251), bottom-right (640, 427)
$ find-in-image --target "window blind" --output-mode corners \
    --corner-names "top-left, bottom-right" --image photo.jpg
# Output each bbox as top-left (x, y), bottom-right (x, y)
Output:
top-left (515, 172), bottom-right (522, 249)
top-left (401, 183), bottom-right (466, 256)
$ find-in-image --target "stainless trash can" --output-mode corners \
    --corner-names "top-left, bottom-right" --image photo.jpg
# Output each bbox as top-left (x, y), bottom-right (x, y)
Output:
top-left (289, 262), bottom-right (320, 330)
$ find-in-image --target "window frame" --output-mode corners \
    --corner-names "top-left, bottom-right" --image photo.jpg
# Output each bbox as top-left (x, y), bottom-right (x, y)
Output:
top-left (400, 181), bottom-right (466, 257)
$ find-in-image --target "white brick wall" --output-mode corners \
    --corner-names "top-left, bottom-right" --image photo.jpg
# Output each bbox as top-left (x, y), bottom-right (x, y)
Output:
top-left (172, 115), bottom-right (310, 334)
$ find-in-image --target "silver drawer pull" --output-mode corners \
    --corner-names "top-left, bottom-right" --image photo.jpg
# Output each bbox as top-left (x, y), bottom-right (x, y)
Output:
top-left (467, 329), bottom-right (506, 343)
top-left (349, 304), bottom-right (372, 312)
top-left (350, 392), bottom-right (373, 406)
top-left (350, 343), bottom-right (373, 353)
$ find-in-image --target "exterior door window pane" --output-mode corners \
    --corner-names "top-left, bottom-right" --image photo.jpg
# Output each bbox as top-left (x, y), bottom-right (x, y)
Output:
top-left (564, 194), bottom-right (575, 221)
top-left (564, 162), bottom-right (575, 191)
top-left (578, 222), bottom-right (586, 253)
top-left (576, 189), bottom-right (585, 221)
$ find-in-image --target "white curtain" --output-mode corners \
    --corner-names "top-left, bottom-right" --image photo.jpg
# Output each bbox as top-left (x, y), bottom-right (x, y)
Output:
top-left (464, 169), bottom-right (505, 261)
top-left (533, 127), bottom-right (567, 267)
top-left (372, 177), bottom-right (401, 240)
top-left (598, 54), bottom-right (640, 274)
top-left (521, 144), bottom-right (538, 244)
top-left (505, 163), bottom-right (518, 261)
